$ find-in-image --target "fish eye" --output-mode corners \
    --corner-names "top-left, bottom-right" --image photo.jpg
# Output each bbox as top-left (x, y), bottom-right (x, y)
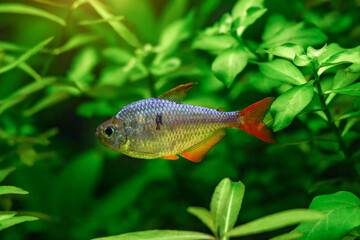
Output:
top-left (104, 127), bottom-right (114, 137)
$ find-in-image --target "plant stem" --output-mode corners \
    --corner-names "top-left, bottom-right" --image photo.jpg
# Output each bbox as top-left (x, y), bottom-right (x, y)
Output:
top-left (312, 68), bottom-right (349, 161)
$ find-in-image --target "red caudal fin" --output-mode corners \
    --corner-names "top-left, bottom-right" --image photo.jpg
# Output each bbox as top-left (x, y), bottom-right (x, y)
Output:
top-left (237, 97), bottom-right (276, 143)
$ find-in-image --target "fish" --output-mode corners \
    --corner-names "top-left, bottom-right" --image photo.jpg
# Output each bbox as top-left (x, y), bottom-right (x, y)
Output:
top-left (96, 82), bottom-right (276, 162)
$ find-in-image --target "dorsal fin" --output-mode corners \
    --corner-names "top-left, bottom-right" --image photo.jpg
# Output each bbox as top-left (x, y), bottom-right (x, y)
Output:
top-left (158, 82), bottom-right (197, 103)
top-left (180, 130), bottom-right (226, 162)
top-left (217, 107), bottom-right (226, 112)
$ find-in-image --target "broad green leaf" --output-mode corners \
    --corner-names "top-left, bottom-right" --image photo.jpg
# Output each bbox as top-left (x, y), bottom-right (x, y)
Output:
top-left (263, 43), bottom-right (305, 60)
top-left (219, 181), bottom-right (245, 239)
top-left (231, 0), bottom-right (267, 36)
top-left (211, 46), bottom-right (248, 88)
top-left (0, 3), bottom-right (65, 26)
top-left (259, 59), bottom-right (306, 85)
top-left (269, 232), bottom-right (303, 240)
top-left (321, 49), bottom-right (360, 67)
top-left (92, 230), bottom-right (214, 240)
top-left (0, 212), bottom-right (16, 222)
top-left (192, 34), bottom-right (237, 53)
top-left (226, 209), bottom-right (324, 237)
top-left (88, 0), bottom-right (141, 48)
top-left (348, 64), bottom-right (360, 73)
top-left (0, 216), bottom-right (38, 231)
top-left (248, 72), bottom-right (282, 93)
top-left (271, 81), bottom-right (314, 131)
top-left (102, 47), bottom-right (133, 65)
top-left (67, 47), bottom-right (99, 90)
top-left (342, 227), bottom-right (360, 240)
top-left (0, 36), bottom-right (53, 74)
top-left (325, 82), bottom-right (360, 96)
top-left (293, 191), bottom-right (360, 240)
top-left (0, 186), bottom-right (28, 195)
top-left (53, 35), bottom-right (100, 55)
top-left (210, 178), bottom-right (231, 230)
top-left (150, 57), bottom-right (181, 76)
top-left (0, 78), bottom-right (55, 114)
top-left (0, 167), bottom-right (15, 183)
top-left (154, 11), bottom-right (194, 64)
top-left (187, 207), bottom-right (216, 234)
top-left (293, 54), bottom-right (311, 67)
top-left (307, 44), bottom-right (328, 59)
top-left (261, 15), bottom-right (327, 49)
top-left (18, 147), bottom-right (37, 166)
top-left (325, 70), bottom-right (360, 104)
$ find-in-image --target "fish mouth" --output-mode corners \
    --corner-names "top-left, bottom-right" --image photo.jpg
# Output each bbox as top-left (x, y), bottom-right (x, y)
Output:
top-left (95, 125), bottom-right (103, 138)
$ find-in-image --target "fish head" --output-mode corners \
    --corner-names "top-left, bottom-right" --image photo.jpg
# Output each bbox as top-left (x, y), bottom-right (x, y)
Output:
top-left (96, 117), bottom-right (126, 152)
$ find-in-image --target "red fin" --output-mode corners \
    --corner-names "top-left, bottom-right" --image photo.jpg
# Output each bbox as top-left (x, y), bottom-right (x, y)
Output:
top-left (158, 82), bottom-right (197, 103)
top-left (238, 97), bottom-right (276, 143)
top-left (162, 155), bottom-right (179, 160)
top-left (180, 131), bottom-right (226, 162)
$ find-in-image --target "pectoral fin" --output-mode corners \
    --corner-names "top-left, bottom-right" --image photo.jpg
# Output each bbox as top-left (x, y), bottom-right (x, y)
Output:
top-left (180, 130), bottom-right (226, 162)
top-left (158, 82), bottom-right (197, 103)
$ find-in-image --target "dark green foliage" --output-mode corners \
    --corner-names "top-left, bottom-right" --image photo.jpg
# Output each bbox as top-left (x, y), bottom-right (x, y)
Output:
top-left (0, 0), bottom-right (360, 240)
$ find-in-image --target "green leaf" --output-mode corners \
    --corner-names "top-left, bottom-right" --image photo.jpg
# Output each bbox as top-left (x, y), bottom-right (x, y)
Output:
top-left (325, 82), bottom-right (360, 96)
top-left (0, 3), bottom-right (65, 26)
top-left (154, 11), bottom-right (194, 64)
top-left (325, 70), bottom-right (360, 104)
top-left (219, 181), bottom-right (245, 239)
top-left (261, 15), bottom-right (327, 49)
top-left (321, 49), bottom-right (360, 67)
top-left (192, 34), bottom-right (237, 53)
top-left (0, 216), bottom-right (38, 231)
top-left (226, 209), bottom-right (324, 237)
top-left (53, 34), bottom-right (100, 55)
top-left (263, 43), bottom-right (305, 60)
top-left (348, 64), bottom-right (360, 73)
top-left (0, 212), bottom-right (16, 222)
top-left (258, 59), bottom-right (306, 85)
top-left (271, 81), bottom-right (314, 131)
top-left (67, 47), bottom-right (99, 90)
top-left (293, 191), bottom-right (360, 240)
top-left (269, 232), bottom-right (303, 240)
top-left (0, 36), bottom-right (53, 74)
top-left (0, 77), bottom-right (55, 115)
top-left (150, 57), bottom-right (181, 76)
top-left (2, 54), bottom-right (42, 81)
top-left (210, 178), bottom-right (231, 230)
top-left (102, 47), bottom-right (133, 65)
top-left (0, 167), bottom-right (16, 183)
top-left (231, 0), bottom-right (267, 36)
top-left (211, 46), bottom-right (248, 88)
top-left (23, 91), bottom-right (70, 116)
top-left (92, 230), bottom-right (214, 240)
top-left (0, 186), bottom-right (28, 195)
top-left (88, 0), bottom-right (141, 48)
top-left (187, 207), bottom-right (216, 234)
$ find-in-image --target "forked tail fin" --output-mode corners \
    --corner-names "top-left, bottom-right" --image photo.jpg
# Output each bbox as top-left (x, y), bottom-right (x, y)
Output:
top-left (237, 97), bottom-right (276, 143)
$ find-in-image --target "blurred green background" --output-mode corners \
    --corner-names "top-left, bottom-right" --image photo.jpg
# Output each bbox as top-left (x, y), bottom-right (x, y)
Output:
top-left (0, 0), bottom-right (360, 239)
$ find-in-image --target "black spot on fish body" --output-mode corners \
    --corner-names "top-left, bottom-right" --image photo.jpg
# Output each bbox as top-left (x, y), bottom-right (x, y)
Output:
top-left (156, 113), bottom-right (163, 130)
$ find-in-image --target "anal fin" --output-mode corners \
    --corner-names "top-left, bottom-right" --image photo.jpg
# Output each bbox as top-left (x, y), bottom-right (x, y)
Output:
top-left (180, 130), bottom-right (226, 162)
top-left (162, 155), bottom-right (179, 160)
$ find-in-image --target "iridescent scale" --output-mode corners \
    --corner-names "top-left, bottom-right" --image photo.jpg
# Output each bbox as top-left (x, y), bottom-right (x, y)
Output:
top-left (116, 98), bottom-right (238, 159)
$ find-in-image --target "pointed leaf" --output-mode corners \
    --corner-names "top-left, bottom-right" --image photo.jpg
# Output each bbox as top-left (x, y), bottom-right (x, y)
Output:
top-left (211, 46), bottom-right (248, 88)
top-left (258, 59), bottom-right (306, 85)
top-left (187, 207), bottom-right (216, 234)
top-left (226, 209), bottom-right (324, 237)
top-left (92, 230), bottom-right (215, 240)
top-left (53, 34), bottom-right (100, 55)
top-left (0, 216), bottom-right (38, 231)
top-left (88, 0), bottom-right (141, 48)
top-left (325, 82), bottom-right (360, 96)
top-left (0, 36), bottom-right (53, 74)
top-left (271, 81), bottom-right (314, 131)
top-left (210, 178), bottom-right (231, 230)
top-left (269, 232), bottom-right (303, 240)
top-left (0, 186), bottom-right (28, 195)
top-left (0, 167), bottom-right (16, 183)
top-left (192, 34), bottom-right (237, 52)
top-left (0, 212), bottom-right (16, 222)
top-left (0, 3), bottom-right (65, 26)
